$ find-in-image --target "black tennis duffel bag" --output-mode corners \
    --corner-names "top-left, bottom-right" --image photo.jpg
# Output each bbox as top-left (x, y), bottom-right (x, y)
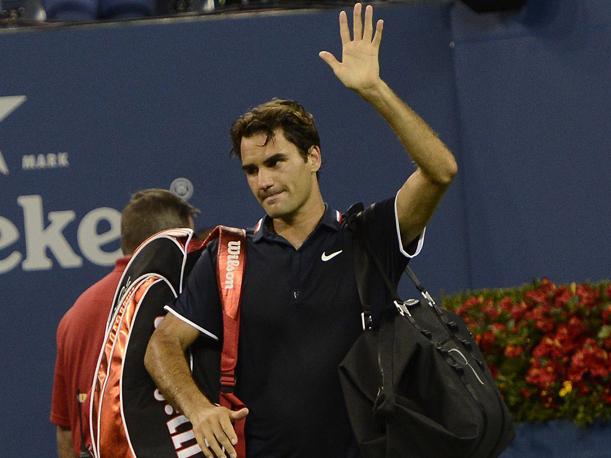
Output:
top-left (340, 208), bottom-right (515, 458)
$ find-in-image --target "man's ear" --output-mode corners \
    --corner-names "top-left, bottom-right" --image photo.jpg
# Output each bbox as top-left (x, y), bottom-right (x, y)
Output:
top-left (307, 146), bottom-right (322, 173)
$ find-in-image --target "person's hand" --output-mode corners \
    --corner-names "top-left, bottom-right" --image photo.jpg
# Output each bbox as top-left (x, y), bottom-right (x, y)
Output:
top-left (319, 3), bottom-right (384, 94)
top-left (191, 405), bottom-right (249, 458)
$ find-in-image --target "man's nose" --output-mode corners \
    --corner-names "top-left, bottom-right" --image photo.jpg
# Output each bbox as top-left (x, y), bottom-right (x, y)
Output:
top-left (257, 168), bottom-right (273, 189)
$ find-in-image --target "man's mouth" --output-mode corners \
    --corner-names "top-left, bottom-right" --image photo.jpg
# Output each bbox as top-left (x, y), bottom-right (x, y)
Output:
top-left (261, 190), bottom-right (283, 203)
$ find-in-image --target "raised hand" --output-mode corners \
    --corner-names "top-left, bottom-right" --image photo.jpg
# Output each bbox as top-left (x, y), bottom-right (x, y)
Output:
top-left (319, 3), bottom-right (384, 93)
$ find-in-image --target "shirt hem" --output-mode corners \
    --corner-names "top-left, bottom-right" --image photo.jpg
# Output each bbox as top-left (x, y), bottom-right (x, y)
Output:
top-left (164, 306), bottom-right (219, 341)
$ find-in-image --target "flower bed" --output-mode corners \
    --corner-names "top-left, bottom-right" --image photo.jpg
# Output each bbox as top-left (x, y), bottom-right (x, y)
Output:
top-left (442, 279), bottom-right (611, 426)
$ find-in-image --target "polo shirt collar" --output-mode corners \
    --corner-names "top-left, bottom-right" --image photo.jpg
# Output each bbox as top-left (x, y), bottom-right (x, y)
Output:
top-left (252, 204), bottom-right (342, 243)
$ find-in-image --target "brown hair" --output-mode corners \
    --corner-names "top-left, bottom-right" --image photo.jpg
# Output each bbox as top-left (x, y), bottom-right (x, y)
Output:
top-left (230, 98), bottom-right (321, 161)
top-left (120, 188), bottom-right (199, 254)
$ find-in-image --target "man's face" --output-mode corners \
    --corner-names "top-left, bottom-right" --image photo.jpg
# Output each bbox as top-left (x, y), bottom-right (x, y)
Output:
top-left (240, 129), bottom-right (320, 220)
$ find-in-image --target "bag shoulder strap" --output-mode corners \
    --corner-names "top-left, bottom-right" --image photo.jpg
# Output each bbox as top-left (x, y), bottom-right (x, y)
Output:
top-left (348, 204), bottom-right (441, 323)
top-left (210, 225), bottom-right (247, 390)
top-left (347, 204), bottom-right (437, 311)
top-left (210, 225), bottom-right (248, 458)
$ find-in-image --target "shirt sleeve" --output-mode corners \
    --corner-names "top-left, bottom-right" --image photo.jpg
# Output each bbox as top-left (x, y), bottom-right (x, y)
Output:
top-left (165, 242), bottom-right (222, 342)
top-left (393, 190), bottom-right (426, 259)
top-left (50, 321), bottom-right (70, 428)
top-left (357, 193), bottom-right (425, 286)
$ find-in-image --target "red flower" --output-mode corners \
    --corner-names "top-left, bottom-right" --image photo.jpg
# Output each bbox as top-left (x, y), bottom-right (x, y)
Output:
top-left (457, 296), bottom-right (481, 315)
top-left (480, 330), bottom-right (496, 352)
top-left (462, 317), bottom-right (478, 332)
top-left (499, 296), bottom-right (514, 312)
top-left (532, 337), bottom-right (553, 358)
top-left (491, 322), bottom-right (506, 333)
top-left (535, 318), bottom-right (555, 333)
top-left (576, 284), bottom-right (600, 307)
top-left (526, 364), bottom-right (557, 389)
top-left (568, 339), bottom-right (609, 382)
top-left (504, 345), bottom-right (524, 358)
top-left (567, 316), bottom-right (587, 337)
top-left (553, 319), bottom-right (586, 355)
top-left (525, 289), bottom-right (548, 307)
top-left (483, 304), bottom-right (501, 320)
top-left (554, 287), bottom-right (573, 308)
top-left (509, 301), bottom-right (527, 321)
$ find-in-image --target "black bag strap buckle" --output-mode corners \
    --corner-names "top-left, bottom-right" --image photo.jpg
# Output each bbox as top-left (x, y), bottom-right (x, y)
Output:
top-left (361, 311), bottom-right (374, 330)
top-left (394, 299), bottom-right (412, 317)
top-left (420, 289), bottom-right (437, 308)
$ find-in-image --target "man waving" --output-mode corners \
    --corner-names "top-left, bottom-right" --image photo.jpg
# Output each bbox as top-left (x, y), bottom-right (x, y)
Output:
top-left (145, 4), bottom-right (457, 458)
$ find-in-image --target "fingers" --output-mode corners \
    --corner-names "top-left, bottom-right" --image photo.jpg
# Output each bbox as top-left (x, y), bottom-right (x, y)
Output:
top-left (230, 407), bottom-right (249, 420)
top-left (200, 435), bottom-right (224, 458)
top-left (339, 10), bottom-right (350, 45)
top-left (372, 19), bottom-right (384, 49)
top-left (363, 4), bottom-right (373, 42)
top-left (352, 2), bottom-right (362, 40)
top-left (220, 414), bottom-right (238, 446)
top-left (213, 424), bottom-right (237, 458)
top-left (318, 51), bottom-right (340, 73)
top-left (196, 406), bottom-right (247, 458)
top-left (201, 432), bottom-right (232, 458)
top-left (342, 3), bottom-right (376, 44)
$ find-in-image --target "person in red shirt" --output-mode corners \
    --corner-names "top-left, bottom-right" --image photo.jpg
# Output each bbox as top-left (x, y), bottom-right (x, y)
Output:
top-left (50, 188), bottom-right (199, 457)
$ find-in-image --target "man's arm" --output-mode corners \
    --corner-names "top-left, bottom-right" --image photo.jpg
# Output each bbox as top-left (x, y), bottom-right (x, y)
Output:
top-left (319, 3), bottom-right (458, 247)
top-left (56, 426), bottom-right (73, 458)
top-left (145, 313), bottom-right (248, 458)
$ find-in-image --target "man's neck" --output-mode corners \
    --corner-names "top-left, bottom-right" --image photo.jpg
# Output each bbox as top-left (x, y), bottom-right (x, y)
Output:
top-left (272, 199), bottom-right (325, 250)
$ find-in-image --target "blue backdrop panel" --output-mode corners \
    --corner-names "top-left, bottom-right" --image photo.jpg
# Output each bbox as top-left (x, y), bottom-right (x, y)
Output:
top-left (450, 0), bottom-right (611, 289)
top-left (0, 4), bottom-right (463, 456)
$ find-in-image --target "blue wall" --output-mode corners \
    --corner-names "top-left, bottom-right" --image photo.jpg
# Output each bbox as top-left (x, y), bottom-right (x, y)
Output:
top-left (0, 1), bottom-right (609, 456)
top-left (451, 0), bottom-right (611, 289)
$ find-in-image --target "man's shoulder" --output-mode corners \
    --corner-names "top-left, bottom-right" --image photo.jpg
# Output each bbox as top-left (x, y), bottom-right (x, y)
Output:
top-left (341, 198), bottom-right (396, 228)
top-left (79, 268), bottom-right (123, 302)
top-left (59, 269), bottom-right (121, 328)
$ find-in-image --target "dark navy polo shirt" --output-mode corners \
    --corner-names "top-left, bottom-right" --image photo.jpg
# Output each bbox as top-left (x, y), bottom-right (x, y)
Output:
top-left (167, 196), bottom-right (424, 458)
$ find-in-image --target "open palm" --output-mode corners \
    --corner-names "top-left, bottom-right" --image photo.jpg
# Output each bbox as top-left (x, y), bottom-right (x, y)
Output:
top-left (320, 3), bottom-right (384, 92)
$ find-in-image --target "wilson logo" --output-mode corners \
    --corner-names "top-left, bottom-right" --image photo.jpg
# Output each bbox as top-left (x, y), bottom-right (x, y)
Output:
top-left (224, 240), bottom-right (241, 289)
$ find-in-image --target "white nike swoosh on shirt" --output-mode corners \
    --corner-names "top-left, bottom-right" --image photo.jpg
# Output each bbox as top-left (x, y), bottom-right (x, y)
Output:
top-left (321, 250), bottom-right (343, 262)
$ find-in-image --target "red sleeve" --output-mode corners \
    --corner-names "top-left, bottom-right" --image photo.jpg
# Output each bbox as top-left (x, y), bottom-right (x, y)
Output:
top-left (50, 319), bottom-right (70, 428)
